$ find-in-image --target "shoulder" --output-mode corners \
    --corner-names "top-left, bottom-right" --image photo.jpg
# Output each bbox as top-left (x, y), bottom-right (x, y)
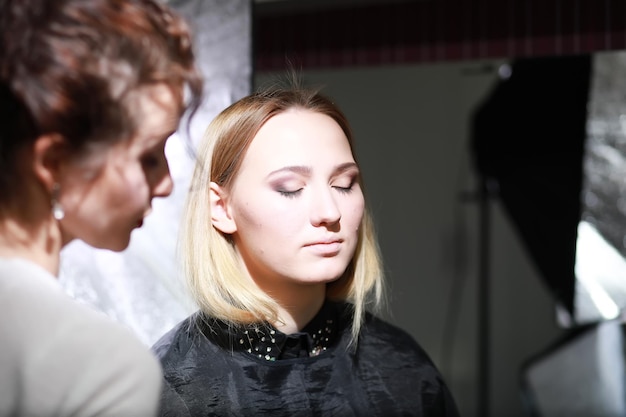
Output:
top-left (357, 311), bottom-right (443, 378)
top-left (333, 302), bottom-right (439, 372)
top-left (361, 311), bottom-right (428, 355)
top-left (357, 312), bottom-right (461, 416)
top-left (0, 257), bottom-right (161, 416)
top-left (151, 313), bottom-right (199, 364)
top-left (151, 314), bottom-right (224, 417)
top-left (363, 312), bottom-right (418, 343)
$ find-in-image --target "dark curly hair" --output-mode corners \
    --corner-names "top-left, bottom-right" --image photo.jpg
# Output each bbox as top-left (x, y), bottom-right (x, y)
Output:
top-left (0, 0), bottom-right (203, 205)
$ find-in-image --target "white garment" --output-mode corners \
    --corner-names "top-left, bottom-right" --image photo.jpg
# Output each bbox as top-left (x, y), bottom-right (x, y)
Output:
top-left (0, 257), bottom-right (162, 417)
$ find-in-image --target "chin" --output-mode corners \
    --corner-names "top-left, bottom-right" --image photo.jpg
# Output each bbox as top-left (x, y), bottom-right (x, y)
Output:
top-left (305, 271), bottom-right (345, 285)
top-left (106, 243), bottom-right (131, 252)
top-left (319, 262), bottom-right (350, 282)
top-left (85, 236), bottom-right (131, 252)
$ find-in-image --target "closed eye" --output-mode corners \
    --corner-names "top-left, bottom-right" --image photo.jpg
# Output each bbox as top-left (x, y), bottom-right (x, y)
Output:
top-left (333, 184), bottom-right (354, 194)
top-left (332, 175), bottom-right (358, 194)
top-left (140, 139), bottom-right (168, 170)
top-left (278, 189), bottom-right (303, 198)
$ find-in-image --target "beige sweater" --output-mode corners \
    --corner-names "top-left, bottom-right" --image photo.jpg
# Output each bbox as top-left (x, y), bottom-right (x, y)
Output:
top-left (0, 257), bottom-right (162, 417)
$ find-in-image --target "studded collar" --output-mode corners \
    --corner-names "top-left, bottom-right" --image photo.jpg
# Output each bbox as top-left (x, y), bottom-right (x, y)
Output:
top-left (200, 300), bottom-right (340, 361)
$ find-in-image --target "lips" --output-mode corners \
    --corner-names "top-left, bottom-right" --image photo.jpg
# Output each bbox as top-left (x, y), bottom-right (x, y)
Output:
top-left (304, 239), bottom-right (343, 255)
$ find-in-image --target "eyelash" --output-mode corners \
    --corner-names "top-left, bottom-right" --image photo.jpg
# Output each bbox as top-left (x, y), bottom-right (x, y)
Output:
top-left (278, 189), bottom-right (303, 198)
top-left (333, 185), bottom-right (353, 194)
top-left (278, 182), bottom-right (355, 198)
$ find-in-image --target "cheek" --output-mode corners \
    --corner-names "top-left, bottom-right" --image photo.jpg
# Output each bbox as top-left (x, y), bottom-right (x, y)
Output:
top-left (108, 163), bottom-right (150, 203)
top-left (343, 194), bottom-right (365, 230)
top-left (233, 195), bottom-right (302, 240)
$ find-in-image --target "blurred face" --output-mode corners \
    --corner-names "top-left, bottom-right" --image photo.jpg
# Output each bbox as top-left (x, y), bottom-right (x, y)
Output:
top-left (58, 84), bottom-right (179, 251)
top-left (226, 109), bottom-right (364, 288)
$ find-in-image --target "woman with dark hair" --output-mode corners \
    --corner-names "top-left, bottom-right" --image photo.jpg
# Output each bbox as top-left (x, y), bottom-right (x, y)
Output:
top-left (0, 0), bottom-right (203, 415)
top-left (154, 85), bottom-right (459, 416)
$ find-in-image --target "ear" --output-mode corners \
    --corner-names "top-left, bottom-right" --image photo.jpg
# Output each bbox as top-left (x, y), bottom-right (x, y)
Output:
top-left (32, 134), bottom-right (68, 191)
top-left (209, 181), bottom-right (237, 234)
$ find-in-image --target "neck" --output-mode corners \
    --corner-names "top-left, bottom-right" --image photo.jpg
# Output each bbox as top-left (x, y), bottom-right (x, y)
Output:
top-left (0, 213), bottom-right (63, 276)
top-left (270, 283), bottom-right (327, 335)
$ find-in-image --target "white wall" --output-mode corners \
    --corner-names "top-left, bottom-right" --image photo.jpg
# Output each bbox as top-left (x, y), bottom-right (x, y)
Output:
top-left (256, 61), bottom-right (565, 417)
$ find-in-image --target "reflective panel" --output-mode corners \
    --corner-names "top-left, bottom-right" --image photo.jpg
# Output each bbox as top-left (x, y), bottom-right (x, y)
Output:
top-left (521, 320), bottom-right (626, 416)
top-left (575, 51), bottom-right (626, 324)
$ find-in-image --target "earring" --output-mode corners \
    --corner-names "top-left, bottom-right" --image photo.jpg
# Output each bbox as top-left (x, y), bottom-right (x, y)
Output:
top-left (51, 182), bottom-right (65, 220)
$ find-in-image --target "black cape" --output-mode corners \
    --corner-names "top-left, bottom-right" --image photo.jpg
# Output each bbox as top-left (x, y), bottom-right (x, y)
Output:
top-left (152, 301), bottom-right (460, 417)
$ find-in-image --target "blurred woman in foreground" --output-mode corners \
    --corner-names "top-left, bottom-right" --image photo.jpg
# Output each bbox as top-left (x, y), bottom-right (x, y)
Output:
top-left (0, 0), bottom-right (202, 415)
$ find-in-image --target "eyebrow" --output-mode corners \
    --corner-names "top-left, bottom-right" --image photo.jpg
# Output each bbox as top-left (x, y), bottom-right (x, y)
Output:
top-left (266, 162), bottom-right (359, 178)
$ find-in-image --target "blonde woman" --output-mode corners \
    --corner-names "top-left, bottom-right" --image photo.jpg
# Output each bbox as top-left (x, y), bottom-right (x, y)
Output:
top-left (154, 86), bottom-right (459, 416)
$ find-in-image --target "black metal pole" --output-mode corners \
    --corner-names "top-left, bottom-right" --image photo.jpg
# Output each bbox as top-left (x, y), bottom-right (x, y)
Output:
top-left (477, 177), bottom-right (491, 417)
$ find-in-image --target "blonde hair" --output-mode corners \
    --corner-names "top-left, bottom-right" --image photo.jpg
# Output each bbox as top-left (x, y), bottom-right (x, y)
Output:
top-left (180, 86), bottom-right (384, 343)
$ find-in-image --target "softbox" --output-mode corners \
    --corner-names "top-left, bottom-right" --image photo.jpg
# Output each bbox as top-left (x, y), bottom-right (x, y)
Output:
top-left (471, 54), bottom-right (592, 318)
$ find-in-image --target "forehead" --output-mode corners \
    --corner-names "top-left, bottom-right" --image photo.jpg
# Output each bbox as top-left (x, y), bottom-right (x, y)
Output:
top-left (242, 109), bottom-right (354, 168)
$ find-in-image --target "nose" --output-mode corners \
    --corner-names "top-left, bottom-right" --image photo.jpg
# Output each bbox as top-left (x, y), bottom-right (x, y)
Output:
top-left (310, 186), bottom-right (341, 227)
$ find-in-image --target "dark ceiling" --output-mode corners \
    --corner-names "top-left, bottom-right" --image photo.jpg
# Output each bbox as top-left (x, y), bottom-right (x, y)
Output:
top-left (253, 0), bottom-right (625, 71)
top-left (253, 0), bottom-right (417, 17)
